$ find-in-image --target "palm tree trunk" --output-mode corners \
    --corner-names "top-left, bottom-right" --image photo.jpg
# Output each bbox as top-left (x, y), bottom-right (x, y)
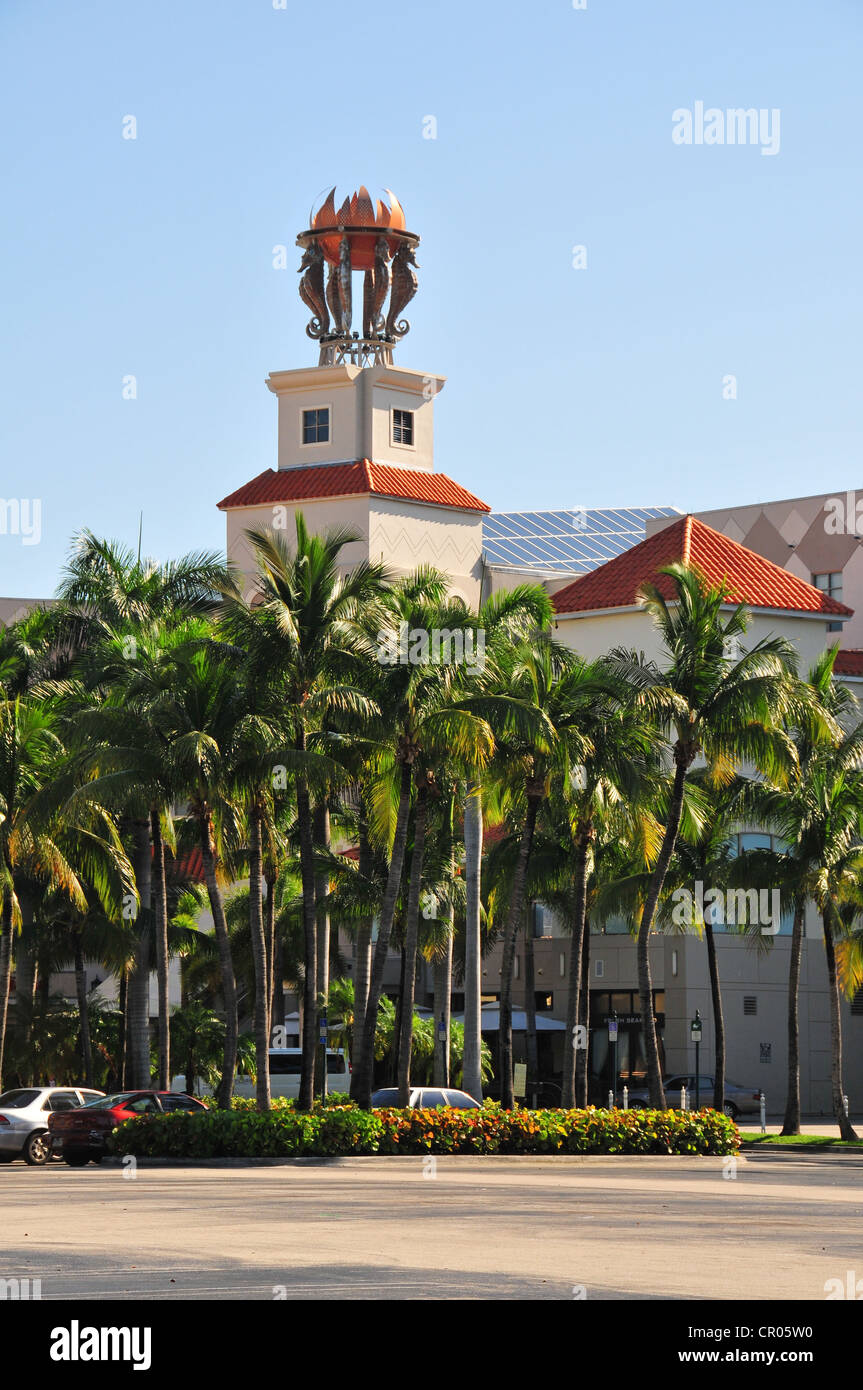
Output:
top-left (781, 897), bottom-right (805, 1135)
top-left (499, 792), bottom-right (540, 1110)
top-left (563, 834), bottom-right (591, 1107)
top-left (433, 866), bottom-right (454, 1087)
top-left (351, 757), bottom-right (414, 1108)
top-left (462, 781), bottom-right (483, 1101)
top-left (397, 778), bottom-right (430, 1105)
top-left (576, 922), bottom-right (591, 1106)
top-left (127, 818), bottom-right (152, 1089)
top-left (150, 809), bottom-right (170, 1091)
top-left (314, 800), bottom-right (331, 1100)
top-left (433, 933), bottom-right (453, 1087)
top-left (390, 945), bottom-right (406, 1084)
top-left (822, 908), bottom-right (858, 1141)
top-left (637, 756), bottom-right (689, 1108)
top-left (16, 895), bottom-right (36, 1084)
top-left (73, 931), bottom-right (93, 1087)
top-left (295, 741), bottom-right (318, 1112)
top-left (118, 968), bottom-right (128, 1089)
top-left (264, 867), bottom-right (276, 1041)
top-left (523, 910), bottom-right (538, 1108)
top-left (249, 802), bottom-right (271, 1111)
top-left (270, 917), bottom-right (283, 1041)
top-left (198, 811), bottom-right (238, 1110)
top-left (704, 918), bottom-right (725, 1113)
top-left (0, 894), bottom-right (14, 1091)
top-left (353, 818), bottom-right (373, 1049)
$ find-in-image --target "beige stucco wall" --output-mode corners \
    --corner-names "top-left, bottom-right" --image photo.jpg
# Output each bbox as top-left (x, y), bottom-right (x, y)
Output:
top-left (269, 365), bottom-right (364, 470)
top-left (224, 492), bottom-right (483, 606)
top-left (553, 604), bottom-right (836, 674)
top-left (369, 497), bottom-right (483, 606)
top-left (224, 496), bottom-right (371, 591)
top-left (265, 362), bottom-right (441, 474)
top-left (365, 366), bottom-right (440, 471)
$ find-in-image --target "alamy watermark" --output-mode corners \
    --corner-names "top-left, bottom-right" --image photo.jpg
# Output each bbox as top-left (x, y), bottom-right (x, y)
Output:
top-left (824, 1271), bottom-right (863, 1299)
top-left (0, 498), bottom-right (41, 546)
top-left (671, 880), bottom-right (781, 935)
top-left (0, 1277), bottom-right (41, 1300)
top-left (672, 102), bottom-right (780, 157)
top-left (824, 492), bottom-right (863, 535)
top-left (50, 1323), bottom-right (151, 1371)
top-left (377, 621), bottom-right (485, 673)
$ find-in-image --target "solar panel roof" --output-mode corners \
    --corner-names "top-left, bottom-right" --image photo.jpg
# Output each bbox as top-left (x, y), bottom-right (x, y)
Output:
top-left (482, 507), bottom-right (681, 573)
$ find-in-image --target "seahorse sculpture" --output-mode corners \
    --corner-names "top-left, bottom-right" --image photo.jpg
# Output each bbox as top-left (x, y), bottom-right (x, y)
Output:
top-left (298, 243), bottom-right (329, 339)
top-left (371, 235), bottom-right (390, 331)
top-left (362, 269), bottom-right (375, 338)
top-left (326, 262), bottom-right (343, 334)
top-left (337, 235), bottom-right (352, 335)
top-left (362, 236), bottom-right (391, 336)
top-left (385, 242), bottom-right (419, 340)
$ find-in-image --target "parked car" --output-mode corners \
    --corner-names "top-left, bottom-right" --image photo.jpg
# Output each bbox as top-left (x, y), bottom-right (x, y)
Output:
top-left (371, 1087), bottom-right (482, 1109)
top-left (170, 1048), bottom-right (351, 1102)
top-left (49, 1090), bottom-right (207, 1165)
top-left (0, 1087), bottom-right (105, 1166)
top-left (626, 1075), bottom-right (762, 1118)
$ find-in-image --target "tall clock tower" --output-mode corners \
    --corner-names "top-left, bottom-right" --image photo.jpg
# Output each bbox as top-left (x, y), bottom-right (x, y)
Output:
top-left (218, 186), bottom-right (488, 603)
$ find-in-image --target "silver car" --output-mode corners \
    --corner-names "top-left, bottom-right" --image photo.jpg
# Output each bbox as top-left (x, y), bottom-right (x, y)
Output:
top-left (0, 1087), bottom-right (105, 1165)
top-left (370, 1087), bottom-right (482, 1109)
top-left (626, 1075), bottom-right (761, 1118)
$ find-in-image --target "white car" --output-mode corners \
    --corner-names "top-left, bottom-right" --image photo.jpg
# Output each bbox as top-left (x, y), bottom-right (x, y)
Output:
top-left (370, 1087), bottom-right (482, 1110)
top-left (171, 1049), bottom-right (351, 1101)
top-left (0, 1086), bottom-right (105, 1165)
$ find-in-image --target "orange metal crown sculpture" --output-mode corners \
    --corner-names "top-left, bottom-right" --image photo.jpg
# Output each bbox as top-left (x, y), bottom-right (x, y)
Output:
top-left (297, 185), bottom-right (420, 366)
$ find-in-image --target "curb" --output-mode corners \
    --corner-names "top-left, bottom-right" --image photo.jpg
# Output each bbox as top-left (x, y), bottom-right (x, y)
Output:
top-left (739, 1143), bottom-right (863, 1159)
top-left (91, 1152), bottom-right (744, 1169)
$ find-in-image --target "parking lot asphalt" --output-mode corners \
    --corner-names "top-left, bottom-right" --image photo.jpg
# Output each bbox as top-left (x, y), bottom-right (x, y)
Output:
top-left (2, 1153), bottom-right (861, 1300)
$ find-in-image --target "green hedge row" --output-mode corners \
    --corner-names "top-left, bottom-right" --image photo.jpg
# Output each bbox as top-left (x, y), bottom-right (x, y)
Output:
top-left (111, 1105), bottom-right (738, 1158)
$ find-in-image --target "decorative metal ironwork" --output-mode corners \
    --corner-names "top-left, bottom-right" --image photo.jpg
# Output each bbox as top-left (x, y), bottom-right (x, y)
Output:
top-left (296, 186), bottom-right (420, 367)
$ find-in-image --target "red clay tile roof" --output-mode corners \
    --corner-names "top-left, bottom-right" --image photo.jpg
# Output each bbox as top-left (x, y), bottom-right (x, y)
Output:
top-left (217, 460), bottom-right (490, 514)
top-left (166, 848), bottom-right (205, 885)
top-left (552, 515), bottom-right (853, 618)
top-left (833, 650), bottom-right (863, 676)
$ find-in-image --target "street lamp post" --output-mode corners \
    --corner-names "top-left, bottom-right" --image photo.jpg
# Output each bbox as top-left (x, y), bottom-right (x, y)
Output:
top-left (608, 1013), bottom-right (619, 1106)
top-left (437, 1014), bottom-right (447, 1088)
top-left (319, 1010), bottom-right (328, 1103)
top-left (690, 1010), bottom-right (702, 1109)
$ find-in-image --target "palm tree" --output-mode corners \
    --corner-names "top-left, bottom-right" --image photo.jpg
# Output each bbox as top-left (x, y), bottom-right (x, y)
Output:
top-left (53, 534), bottom-right (226, 1090)
top-left (558, 689), bottom-right (659, 1107)
top-left (609, 563), bottom-right (797, 1108)
top-left (462, 780), bottom-right (484, 1101)
top-left (350, 574), bottom-right (493, 1108)
top-left (148, 634), bottom-right (250, 1107)
top-left (457, 584), bottom-right (552, 1103)
top-left (794, 731), bottom-right (863, 1140)
top-left (0, 695), bottom-right (105, 1089)
top-left (735, 650), bottom-right (845, 1134)
top-left (491, 638), bottom-right (602, 1109)
top-left (57, 531), bottom-right (225, 633)
top-left (222, 517), bottom-right (387, 1110)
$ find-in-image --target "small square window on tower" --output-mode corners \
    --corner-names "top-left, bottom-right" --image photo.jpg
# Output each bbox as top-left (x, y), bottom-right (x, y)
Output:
top-left (302, 407), bottom-right (329, 445)
top-left (392, 408), bottom-right (414, 446)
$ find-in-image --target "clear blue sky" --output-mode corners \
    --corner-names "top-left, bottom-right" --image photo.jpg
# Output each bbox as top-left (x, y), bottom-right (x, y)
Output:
top-left (1, 0), bottom-right (861, 596)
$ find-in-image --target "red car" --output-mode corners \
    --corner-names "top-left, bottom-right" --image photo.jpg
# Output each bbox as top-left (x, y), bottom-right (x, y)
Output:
top-left (48, 1090), bottom-right (207, 1165)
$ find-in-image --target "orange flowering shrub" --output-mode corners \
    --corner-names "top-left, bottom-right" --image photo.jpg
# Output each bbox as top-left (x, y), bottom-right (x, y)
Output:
top-left (112, 1104), bottom-right (737, 1159)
